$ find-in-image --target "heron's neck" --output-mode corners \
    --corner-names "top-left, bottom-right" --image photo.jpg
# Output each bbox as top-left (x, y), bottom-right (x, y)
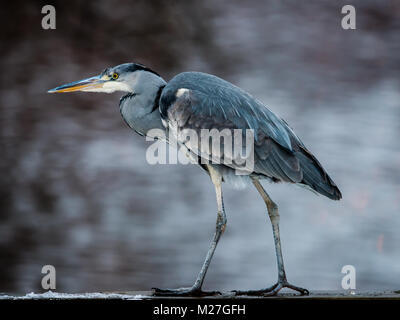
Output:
top-left (119, 74), bottom-right (166, 138)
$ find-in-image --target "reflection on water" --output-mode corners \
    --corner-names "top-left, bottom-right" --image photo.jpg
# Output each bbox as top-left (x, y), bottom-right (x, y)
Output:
top-left (0, 1), bottom-right (399, 293)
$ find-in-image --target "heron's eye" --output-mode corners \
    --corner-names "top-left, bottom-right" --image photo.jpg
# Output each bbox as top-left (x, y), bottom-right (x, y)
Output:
top-left (112, 73), bottom-right (119, 80)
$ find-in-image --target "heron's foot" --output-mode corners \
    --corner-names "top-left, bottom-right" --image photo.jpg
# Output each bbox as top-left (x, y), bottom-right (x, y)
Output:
top-left (152, 286), bottom-right (221, 297)
top-left (233, 280), bottom-right (309, 297)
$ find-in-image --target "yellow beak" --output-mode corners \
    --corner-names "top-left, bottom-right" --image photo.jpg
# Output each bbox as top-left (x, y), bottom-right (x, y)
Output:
top-left (48, 75), bottom-right (108, 93)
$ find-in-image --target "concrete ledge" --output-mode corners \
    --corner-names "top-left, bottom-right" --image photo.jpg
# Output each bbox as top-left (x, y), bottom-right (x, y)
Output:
top-left (1, 290), bottom-right (400, 300)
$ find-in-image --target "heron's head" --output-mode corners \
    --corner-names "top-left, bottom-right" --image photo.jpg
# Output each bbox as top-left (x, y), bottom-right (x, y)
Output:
top-left (48, 63), bottom-right (162, 94)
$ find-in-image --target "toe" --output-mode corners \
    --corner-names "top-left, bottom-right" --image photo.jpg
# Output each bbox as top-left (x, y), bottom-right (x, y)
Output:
top-left (152, 287), bottom-right (220, 297)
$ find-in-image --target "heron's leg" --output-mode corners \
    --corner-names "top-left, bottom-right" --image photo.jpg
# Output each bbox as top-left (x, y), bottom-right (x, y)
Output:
top-left (234, 178), bottom-right (309, 296)
top-left (153, 166), bottom-right (226, 297)
top-left (193, 167), bottom-right (227, 289)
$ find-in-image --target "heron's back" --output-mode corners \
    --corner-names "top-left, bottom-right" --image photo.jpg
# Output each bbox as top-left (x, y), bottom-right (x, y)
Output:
top-left (160, 72), bottom-right (341, 200)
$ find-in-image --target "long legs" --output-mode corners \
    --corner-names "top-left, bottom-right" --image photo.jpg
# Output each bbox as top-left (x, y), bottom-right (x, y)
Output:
top-left (235, 178), bottom-right (309, 296)
top-left (153, 172), bottom-right (308, 296)
top-left (153, 165), bottom-right (226, 296)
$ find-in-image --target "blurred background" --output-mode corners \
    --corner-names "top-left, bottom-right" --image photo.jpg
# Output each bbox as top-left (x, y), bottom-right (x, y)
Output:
top-left (1, 0), bottom-right (400, 294)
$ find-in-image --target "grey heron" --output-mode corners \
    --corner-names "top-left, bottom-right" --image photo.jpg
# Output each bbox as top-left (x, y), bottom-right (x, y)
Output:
top-left (48, 63), bottom-right (342, 296)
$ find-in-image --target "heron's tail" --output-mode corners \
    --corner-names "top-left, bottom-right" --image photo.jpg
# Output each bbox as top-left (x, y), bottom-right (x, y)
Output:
top-left (295, 147), bottom-right (342, 200)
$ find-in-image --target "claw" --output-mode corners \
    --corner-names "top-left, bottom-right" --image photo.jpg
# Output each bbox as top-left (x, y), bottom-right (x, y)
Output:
top-left (233, 281), bottom-right (309, 297)
top-left (262, 281), bottom-right (309, 296)
top-left (233, 283), bottom-right (278, 296)
top-left (152, 287), bottom-right (221, 297)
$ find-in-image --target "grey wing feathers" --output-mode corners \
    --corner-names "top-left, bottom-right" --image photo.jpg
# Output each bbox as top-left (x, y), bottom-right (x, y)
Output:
top-left (294, 147), bottom-right (342, 200)
top-left (160, 72), bottom-right (341, 200)
top-left (254, 136), bottom-right (302, 182)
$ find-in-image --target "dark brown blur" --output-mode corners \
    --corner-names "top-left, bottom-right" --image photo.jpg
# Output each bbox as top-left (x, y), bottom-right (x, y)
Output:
top-left (1, 0), bottom-right (400, 294)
